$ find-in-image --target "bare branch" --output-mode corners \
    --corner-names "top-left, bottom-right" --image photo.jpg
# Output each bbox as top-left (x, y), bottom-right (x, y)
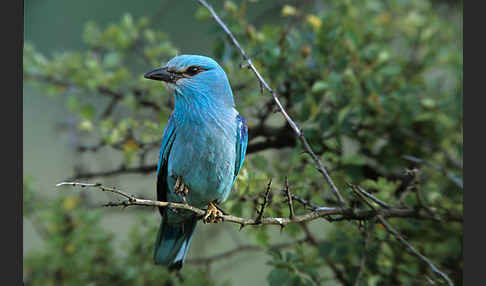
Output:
top-left (350, 182), bottom-right (453, 285)
top-left (404, 168), bottom-right (440, 221)
top-left (354, 223), bottom-right (373, 286)
top-left (57, 181), bottom-right (205, 216)
top-left (197, 0), bottom-right (346, 206)
top-left (290, 193), bottom-right (322, 211)
top-left (56, 181), bottom-right (134, 200)
top-left (69, 164), bottom-right (157, 180)
top-left (284, 177), bottom-right (295, 218)
top-left (346, 183), bottom-right (391, 209)
top-left (377, 215), bottom-right (454, 286)
top-left (56, 181), bottom-right (460, 228)
top-left (256, 180), bottom-right (272, 224)
top-left (402, 155), bottom-right (463, 189)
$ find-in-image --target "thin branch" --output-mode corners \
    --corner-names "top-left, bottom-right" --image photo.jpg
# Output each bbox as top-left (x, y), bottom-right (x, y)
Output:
top-left (405, 168), bottom-right (440, 221)
top-left (377, 215), bottom-right (454, 286)
top-left (326, 258), bottom-right (351, 286)
top-left (354, 223), bottom-right (373, 286)
top-left (351, 184), bottom-right (454, 285)
top-left (301, 223), bottom-right (350, 286)
top-left (402, 155), bottom-right (463, 189)
top-left (348, 183), bottom-right (391, 209)
top-left (56, 182), bottom-right (135, 200)
top-left (57, 181), bottom-right (206, 216)
top-left (256, 179), bottom-right (272, 224)
top-left (284, 177), bottom-right (295, 218)
top-left (290, 193), bottom-right (322, 211)
top-left (55, 181), bottom-right (460, 228)
top-left (197, 0), bottom-right (346, 206)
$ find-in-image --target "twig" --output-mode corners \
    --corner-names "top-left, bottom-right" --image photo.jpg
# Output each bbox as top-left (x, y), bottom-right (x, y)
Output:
top-left (404, 168), bottom-right (440, 221)
top-left (197, 0), bottom-right (347, 207)
top-left (56, 181), bottom-right (205, 216)
top-left (284, 177), bottom-right (295, 218)
top-left (290, 193), bottom-right (322, 211)
top-left (351, 183), bottom-right (453, 285)
top-left (56, 182), bottom-right (135, 200)
top-left (377, 216), bottom-right (453, 286)
top-left (354, 223), bottom-right (373, 286)
top-left (256, 180), bottom-right (272, 224)
top-left (348, 183), bottom-right (391, 209)
top-left (326, 258), bottom-right (351, 286)
top-left (402, 155), bottom-right (463, 189)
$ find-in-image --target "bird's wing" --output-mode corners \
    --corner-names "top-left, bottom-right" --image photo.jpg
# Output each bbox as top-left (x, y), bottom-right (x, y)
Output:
top-left (156, 115), bottom-right (177, 216)
top-left (233, 114), bottom-right (248, 184)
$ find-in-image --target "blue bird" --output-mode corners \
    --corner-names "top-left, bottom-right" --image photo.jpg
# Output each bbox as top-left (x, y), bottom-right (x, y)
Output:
top-left (144, 55), bottom-right (248, 270)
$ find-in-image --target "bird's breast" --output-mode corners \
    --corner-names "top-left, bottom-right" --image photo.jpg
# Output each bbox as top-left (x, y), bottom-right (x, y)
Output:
top-left (166, 120), bottom-right (237, 207)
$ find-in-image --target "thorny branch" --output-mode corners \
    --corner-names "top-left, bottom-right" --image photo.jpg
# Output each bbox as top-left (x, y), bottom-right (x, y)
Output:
top-left (56, 181), bottom-right (461, 228)
top-left (377, 216), bottom-right (453, 286)
top-left (255, 180), bottom-right (272, 224)
top-left (284, 177), bottom-right (295, 218)
top-left (350, 183), bottom-right (454, 286)
top-left (354, 223), bottom-right (373, 286)
top-left (197, 0), bottom-right (347, 207)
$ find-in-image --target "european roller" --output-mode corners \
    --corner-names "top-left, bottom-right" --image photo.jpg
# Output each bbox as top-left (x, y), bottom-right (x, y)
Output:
top-left (144, 55), bottom-right (248, 270)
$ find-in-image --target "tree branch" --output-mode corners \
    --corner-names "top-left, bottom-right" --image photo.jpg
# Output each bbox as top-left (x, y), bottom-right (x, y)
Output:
top-left (377, 216), bottom-right (454, 286)
top-left (284, 177), bottom-right (295, 219)
top-left (255, 180), bottom-right (272, 224)
top-left (55, 181), bottom-right (461, 227)
top-left (354, 223), bottom-right (373, 286)
top-left (402, 155), bottom-right (463, 189)
top-left (349, 182), bottom-right (454, 285)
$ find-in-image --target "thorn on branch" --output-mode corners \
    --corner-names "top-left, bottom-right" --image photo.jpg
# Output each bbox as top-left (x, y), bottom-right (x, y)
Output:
top-left (348, 183), bottom-right (376, 211)
top-left (256, 179), bottom-right (272, 224)
top-left (284, 177), bottom-right (295, 219)
top-left (347, 182), bottom-right (391, 209)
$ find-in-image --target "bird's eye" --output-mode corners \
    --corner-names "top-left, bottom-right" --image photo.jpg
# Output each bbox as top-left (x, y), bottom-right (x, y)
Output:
top-left (185, 66), bottom-right (201, 76)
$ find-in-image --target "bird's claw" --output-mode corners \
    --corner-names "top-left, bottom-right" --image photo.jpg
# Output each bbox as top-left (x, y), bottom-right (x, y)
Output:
top-left (174, 177), bottom-right (189, 203)
top-left (203, 202), bottom-right (224, 224)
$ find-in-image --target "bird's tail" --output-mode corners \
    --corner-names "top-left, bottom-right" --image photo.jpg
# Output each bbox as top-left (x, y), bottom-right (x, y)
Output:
top-left (153, 217), bottom-right (197, 270)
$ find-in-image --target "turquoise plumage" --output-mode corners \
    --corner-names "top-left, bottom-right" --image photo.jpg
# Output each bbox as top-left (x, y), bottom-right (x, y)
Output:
top-left (144, 55), bottom-right (248, 270)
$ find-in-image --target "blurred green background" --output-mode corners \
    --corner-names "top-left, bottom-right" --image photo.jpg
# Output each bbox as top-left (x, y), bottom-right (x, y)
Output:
top-left (24, 0), bottom-right (462, 285)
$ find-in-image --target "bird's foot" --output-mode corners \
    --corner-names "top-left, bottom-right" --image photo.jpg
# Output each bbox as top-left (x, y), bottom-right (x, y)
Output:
top-left (174, 177), bottom-right (189, 204)
top-left (203, 201), bottom-right (224, 224)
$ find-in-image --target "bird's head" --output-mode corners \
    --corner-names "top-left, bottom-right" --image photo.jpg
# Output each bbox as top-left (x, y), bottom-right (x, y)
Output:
top-left (144, 55), bottom-right (234, 108)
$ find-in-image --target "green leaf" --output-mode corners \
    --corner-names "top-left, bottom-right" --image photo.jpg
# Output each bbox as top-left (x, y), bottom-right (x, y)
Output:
top-left (311, 81), bottom-right (329, 93)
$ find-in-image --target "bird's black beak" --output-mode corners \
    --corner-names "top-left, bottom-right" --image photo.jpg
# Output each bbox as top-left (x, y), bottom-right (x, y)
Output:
top-left (144, 67), bottom-right (179, 83)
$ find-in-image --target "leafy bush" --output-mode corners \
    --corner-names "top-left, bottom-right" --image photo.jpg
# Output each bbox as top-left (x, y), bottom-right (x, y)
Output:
top-left (24, 0), bottom-right (462, 285)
